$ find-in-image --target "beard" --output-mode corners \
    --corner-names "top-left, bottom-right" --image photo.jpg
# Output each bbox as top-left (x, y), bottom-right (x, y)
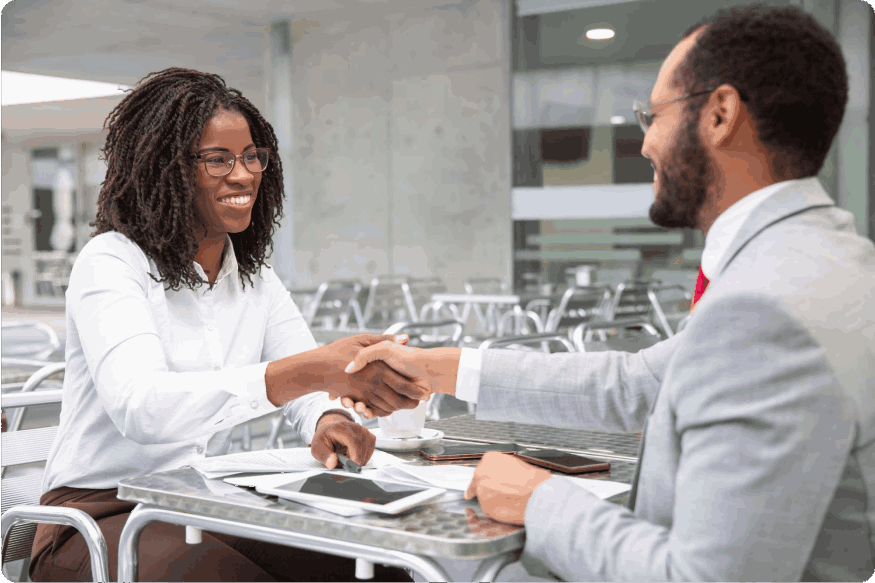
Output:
top-left (648, 108), bottom-right (716, 230)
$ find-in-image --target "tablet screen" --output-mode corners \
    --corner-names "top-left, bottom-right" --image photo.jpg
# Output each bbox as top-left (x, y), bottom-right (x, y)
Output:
top-left (275, 474), bottom-right (428, 505)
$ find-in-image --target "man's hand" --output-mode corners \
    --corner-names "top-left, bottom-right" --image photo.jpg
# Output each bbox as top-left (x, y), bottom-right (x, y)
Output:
top-left (311, 410), bottom-right (376, 470)
top-left (268, 333), bottom-right (432, 417)
top-left (335, 341), bottom-right (461, 419)
top-left (463, 452), bottom-right (553, 526)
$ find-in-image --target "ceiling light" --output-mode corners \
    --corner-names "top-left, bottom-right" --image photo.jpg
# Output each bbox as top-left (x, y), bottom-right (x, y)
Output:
top-left (610, 115), bottom-right (626, 125)
top-left (1, 71), bottom-right (130, 106)
top-left (586, 28), bottom-right (615, 41)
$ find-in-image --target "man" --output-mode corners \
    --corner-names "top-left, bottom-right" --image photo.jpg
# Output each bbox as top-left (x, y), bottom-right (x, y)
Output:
top-left (342, 5), bottom-right (875, 581)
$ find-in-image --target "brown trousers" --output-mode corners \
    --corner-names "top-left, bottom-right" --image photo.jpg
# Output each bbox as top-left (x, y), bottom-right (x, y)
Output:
top-left (30, 487), bottom-right (413, 582)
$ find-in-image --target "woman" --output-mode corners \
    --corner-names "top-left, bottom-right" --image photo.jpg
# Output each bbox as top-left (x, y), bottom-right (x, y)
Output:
top-left (30, 68), bottom-right (424, 582)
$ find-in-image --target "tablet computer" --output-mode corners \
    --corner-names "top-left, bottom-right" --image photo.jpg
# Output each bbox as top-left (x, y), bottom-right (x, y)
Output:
top-left (254, 470), bottom-right (446, 515)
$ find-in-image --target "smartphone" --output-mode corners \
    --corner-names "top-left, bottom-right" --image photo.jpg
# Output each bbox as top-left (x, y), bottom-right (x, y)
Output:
top-left (515, 449), bottom-right (611, 474)
top-left (419, 441), bottom-right (523, 461)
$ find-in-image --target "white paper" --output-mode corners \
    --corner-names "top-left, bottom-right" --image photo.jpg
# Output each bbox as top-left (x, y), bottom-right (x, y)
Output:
top-left (573, 479), bottom-right (631, 499)
top-left (191, 447), bottom-right (407, 479)
top-left (375, 465), bottom-right (476, 491)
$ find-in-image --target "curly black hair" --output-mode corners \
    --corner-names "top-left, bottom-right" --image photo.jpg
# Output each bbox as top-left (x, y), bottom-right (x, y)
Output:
top-left (675, 5), bottom-right (848, 180)
top-left (92, 67), bottom-right (284, 291)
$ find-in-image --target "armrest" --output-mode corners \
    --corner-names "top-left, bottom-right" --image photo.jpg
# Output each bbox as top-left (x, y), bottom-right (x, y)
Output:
top-left (1, 505), bottom-right (109, 582)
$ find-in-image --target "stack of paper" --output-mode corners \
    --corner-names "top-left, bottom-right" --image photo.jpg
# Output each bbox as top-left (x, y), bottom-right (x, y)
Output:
top-left (191, 447), bottom-right (408, 479)
top-left (374, 465), bottom-right (631, 500)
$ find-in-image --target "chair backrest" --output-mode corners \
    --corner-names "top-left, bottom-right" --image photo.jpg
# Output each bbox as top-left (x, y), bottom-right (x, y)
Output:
top-left (647, 283), bottom-right (693, 337)
top-left (361, 276), bottom-right (413, 329)
top-left (1, 321), bottom-right (62, 361)
top-left (544, 285), bottom-right (613, 332)
top-left (1, 389), bottom-right (63, 567)
top-left (383, 320), bottom-right (464, 348)
top-left (304, 280), bottom-right (364, 330)
top-left (288, 286), bottom-right (320, 320)
top-left (404, 277), bottom-right (448, 321)
top-left (571, 318), bottom-right (663, 353)
top-left (479, 332), bottom-right (576, 353)
top-left (604, 281), bottom-right (657, 322)
top-left (464, 277), bottom-right (508, 295)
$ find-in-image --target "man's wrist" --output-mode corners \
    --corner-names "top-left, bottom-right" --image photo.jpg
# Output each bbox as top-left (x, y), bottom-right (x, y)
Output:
top-left (423, 347), bottom-right (462, 396)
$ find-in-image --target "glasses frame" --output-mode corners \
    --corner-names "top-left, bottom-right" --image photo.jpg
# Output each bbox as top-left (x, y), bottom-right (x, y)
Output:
top-left (632, 86), bottom-right (718, 134)
top-left (192, 147), bottom-right (272, 178)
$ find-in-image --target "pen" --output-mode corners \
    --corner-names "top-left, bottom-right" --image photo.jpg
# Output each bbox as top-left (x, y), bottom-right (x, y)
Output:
top-left (337, 453), bottom-right (362, 473)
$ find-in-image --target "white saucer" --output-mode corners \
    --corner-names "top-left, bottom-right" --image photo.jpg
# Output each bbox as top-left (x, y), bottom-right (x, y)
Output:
top-left (372, 428), bottom-right (444, 452)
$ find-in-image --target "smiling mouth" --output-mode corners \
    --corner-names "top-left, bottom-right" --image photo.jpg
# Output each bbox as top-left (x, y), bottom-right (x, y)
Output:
top-left (218, 194), bottom-right (252, 207)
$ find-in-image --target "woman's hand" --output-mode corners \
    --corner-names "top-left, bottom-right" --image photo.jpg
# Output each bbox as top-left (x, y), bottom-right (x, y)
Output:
top-left (266, 333), bottom-right (432, 416)
top-left (310, 411), bottom-right (376, 469)
top-left (328, 341), bottom-right (462, 419)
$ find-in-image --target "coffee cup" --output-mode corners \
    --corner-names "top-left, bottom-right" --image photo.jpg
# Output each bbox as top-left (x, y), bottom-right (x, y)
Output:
top-left (378, 400), bottom-right (427, 439)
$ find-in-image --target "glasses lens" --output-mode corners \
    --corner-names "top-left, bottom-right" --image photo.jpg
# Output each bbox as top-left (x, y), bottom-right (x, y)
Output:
top-left (204, 152), bottom-right (234, 177)
top-left (242, 148), bottom-right (269, 173)
top-left (632, 100), bottom-right (651, 133)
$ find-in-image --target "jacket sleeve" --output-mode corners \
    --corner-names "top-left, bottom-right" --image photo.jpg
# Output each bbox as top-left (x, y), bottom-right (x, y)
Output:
top-left (475, 331), bottom-right (682, 432)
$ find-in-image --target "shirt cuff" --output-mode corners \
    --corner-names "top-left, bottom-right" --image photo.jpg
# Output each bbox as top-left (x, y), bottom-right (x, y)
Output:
top-left (454, 348), bottom-right (483, 404)
top-left (292, 393), bottom-right (363, 446)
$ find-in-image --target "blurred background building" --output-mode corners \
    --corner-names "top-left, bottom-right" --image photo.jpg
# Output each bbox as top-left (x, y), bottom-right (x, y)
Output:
top-left (2, 0), bottom-right (872, 307)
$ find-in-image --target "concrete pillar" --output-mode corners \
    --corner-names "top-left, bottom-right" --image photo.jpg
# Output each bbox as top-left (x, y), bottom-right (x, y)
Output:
top-left (263, 21), bottom-right (303, 287)
top-left (836, 0), bottom-right (870, 238)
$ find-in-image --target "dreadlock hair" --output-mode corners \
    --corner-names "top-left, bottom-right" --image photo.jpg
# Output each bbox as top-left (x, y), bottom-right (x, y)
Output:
top-left (93, 67), bottom-right (284, 291)
top-left (676, 5), bottom-right (848, 180)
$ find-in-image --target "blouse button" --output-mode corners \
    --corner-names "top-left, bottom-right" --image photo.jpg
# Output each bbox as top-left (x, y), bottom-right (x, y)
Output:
top-left (207, 324), bottom-right (215, 331)
top-left (250, 401), bottom-right (258, 410)
top-left (196, 446), bottom-right (204, 455)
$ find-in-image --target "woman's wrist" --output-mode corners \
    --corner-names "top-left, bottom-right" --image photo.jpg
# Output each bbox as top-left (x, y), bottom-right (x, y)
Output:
top-left (265, 345), bottom-right (331, 406)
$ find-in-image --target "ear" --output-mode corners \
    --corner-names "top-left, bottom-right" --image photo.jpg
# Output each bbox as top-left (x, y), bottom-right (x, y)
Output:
top-left (700, 83), bottom-right (745, 148)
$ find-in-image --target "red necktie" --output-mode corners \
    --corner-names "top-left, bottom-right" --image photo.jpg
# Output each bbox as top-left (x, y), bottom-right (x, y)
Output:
top-left (691, 267), bottom-right (709, 313)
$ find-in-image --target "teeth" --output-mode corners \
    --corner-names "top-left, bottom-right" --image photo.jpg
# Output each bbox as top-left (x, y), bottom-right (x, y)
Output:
top-left (220, 195), bottom-right (251, 206)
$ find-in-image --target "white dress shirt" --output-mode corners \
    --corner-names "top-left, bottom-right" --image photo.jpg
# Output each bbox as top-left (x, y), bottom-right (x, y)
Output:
top-left (454, 179), bottom-right (801, 404)
top-left (43, 231), bottom-right (356, 491)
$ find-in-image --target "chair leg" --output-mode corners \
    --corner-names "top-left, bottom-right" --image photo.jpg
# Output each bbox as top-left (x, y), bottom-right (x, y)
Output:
top-left (241, 424), bottom-right (252, 452)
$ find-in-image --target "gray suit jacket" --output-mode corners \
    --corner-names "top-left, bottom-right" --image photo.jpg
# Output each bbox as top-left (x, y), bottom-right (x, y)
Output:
top-left (476, 178), bottom-right (875, 581)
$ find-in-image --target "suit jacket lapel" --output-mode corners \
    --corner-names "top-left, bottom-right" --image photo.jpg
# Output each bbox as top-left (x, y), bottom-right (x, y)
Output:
top-left (713, 177), bottom-right (836, 279)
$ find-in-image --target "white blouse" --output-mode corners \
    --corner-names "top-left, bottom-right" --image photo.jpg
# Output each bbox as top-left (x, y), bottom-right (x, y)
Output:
top-left (43, 231), bottom-right (355, 491)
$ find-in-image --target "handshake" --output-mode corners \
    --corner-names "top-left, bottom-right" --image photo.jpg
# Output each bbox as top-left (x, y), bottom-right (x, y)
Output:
top-left (265, 332), bottom-right (459, 417)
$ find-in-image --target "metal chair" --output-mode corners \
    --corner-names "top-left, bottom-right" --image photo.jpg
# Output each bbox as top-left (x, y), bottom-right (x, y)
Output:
top-left (384, 320), bottom-right (464, 350)
top-left (1, 321), bottom-right (62, 361)
top-left (495, 306), bottom-right (544, 336)
top-left (288, 286), bottom-right (320, 321)
top-left (571, 318), bottom-right (663, 353)
top-left (479, 332), bottom-right (576, 353)
top-left (302, 279), bottom-right (365, 330)
top-left (361, 276), bottom-right (415, 330)
top-left (1, 389), bottom-right (111, 582)
top-left (543, 285), bottom-right (613, 333)
top-left (4, 362), bottom-right (66, 435)
top-left (403, 277), bottom-right (452, 322)
top-left (647, 283), bottom-right (693, 337)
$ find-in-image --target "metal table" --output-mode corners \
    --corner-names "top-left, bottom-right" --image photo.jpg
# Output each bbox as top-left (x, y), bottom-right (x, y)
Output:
top-left (117, 445), bottom-right (636, 581)
top-left (426, 414), bottom-right (641, 462)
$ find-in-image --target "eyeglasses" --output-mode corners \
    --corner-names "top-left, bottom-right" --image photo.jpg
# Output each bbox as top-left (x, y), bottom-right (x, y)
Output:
top-left (632, 87), bottom-right (718, 134)
top-left (193, 148), bottom-right (271, 177)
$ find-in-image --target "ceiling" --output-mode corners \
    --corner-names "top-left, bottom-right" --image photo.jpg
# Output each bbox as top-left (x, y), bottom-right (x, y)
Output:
top-left (1, 0), bottom-right (792, 141)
